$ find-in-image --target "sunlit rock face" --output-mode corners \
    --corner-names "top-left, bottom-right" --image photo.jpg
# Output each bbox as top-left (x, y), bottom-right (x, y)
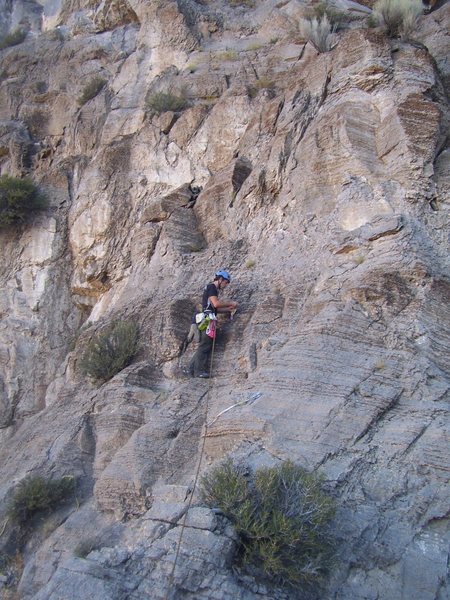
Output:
top-left (0, 1), bottom-right (449, 599)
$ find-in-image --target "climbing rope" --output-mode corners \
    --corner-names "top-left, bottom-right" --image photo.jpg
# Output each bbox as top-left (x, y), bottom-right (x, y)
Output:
top-left (165, 333), bottom-right (217, 600)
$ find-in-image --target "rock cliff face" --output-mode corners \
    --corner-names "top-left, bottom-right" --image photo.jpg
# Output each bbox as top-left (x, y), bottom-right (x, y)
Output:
top-left (0, 1), bottom-right (449, 599)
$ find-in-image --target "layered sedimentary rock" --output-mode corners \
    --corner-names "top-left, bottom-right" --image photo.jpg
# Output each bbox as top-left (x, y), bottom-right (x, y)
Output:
top-left (0, 1), bottom-right (449, 599)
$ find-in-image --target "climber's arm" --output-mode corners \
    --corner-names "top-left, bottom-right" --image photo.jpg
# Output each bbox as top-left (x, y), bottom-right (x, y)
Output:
top-left (209, 295), bottom-right (238, 313)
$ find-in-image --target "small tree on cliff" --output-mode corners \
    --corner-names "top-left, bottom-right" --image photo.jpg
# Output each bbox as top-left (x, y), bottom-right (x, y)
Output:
top-left (0, 175), bottom-right (47, 229)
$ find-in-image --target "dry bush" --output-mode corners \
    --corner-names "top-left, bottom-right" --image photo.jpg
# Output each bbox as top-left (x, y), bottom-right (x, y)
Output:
top-left (372, 0), bottom-right (423, 38)
top-left (313, 1), bottom-right (355, 29)
top-left (74, 537), bottom-right (101, 558)
top-left (299, 15), bottom-right (337, 53)
top-left (25, 110), bottom-right (49, 137)
top-left (247, 78), bottom-right (275, 99)
top-left (145, 90), bottom-right (190, 115)
top-left (0, 29), bottom-right (26, 50)
top-left (229, 0), bottom-right (255, 7)
top-left (78, 76), bottom-right (107, 106)
top-left (214, 49), bottom-right (238, 61)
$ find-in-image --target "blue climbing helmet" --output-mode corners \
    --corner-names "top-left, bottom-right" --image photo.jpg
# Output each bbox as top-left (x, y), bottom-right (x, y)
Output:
top-left (215, 269), bottom-right (231, 282)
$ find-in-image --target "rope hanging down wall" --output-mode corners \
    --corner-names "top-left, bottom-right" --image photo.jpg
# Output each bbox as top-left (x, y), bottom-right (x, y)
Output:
top-left (165, 334), bottom-right (217, 600)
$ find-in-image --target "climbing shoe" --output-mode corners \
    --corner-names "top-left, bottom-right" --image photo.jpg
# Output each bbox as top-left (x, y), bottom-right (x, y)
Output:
top-left (197, 372), bottom-right (210, 378)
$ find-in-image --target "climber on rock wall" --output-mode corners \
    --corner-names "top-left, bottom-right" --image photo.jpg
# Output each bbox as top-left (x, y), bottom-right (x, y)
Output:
top-left (188, 270), bottom-right (238, 378)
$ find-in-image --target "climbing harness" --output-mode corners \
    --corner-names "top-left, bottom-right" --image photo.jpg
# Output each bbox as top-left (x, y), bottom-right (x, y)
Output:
top-left (165, 333), bottom-right (217, 600)
top-left (196, 310), bottom-right (217, 333)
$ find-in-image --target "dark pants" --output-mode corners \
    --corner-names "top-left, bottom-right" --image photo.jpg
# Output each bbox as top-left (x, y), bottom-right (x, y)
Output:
top-left (189, 330), bottom-right (213, 375)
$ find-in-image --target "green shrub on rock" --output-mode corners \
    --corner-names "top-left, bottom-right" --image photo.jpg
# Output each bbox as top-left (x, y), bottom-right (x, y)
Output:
top-left (78, 76), bottom-right (107, 106)
top-left (200, 459), bottom-right (336, 590)
top-left (80, 320), bottom-right (139, 382)
top-left (0, 29), bottom-right (27, 50)
top-left (0, 175), bottom-right (47, 229)
top-left (145, 90), bottom-right (190, 116)
top-left (73, 537), bottom-right (100, 558)
top-left (8, 475), bottom-right (75, 525)
top-left (229, 0), bottom-right (255, 7)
